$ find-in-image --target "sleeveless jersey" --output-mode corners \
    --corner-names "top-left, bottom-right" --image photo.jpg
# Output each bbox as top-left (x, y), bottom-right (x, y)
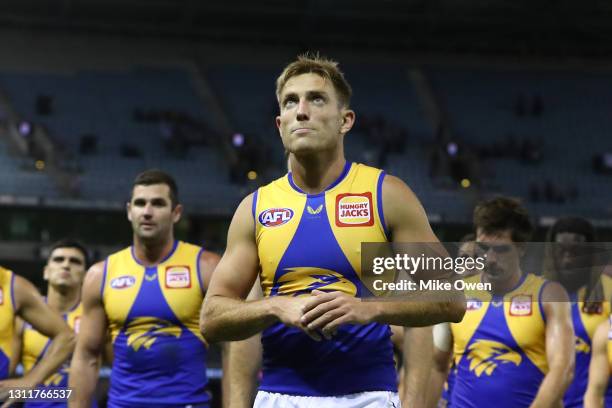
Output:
top-left (102, 241), bottom-right (209, 406)
top-left (450, 273), bottom-right (549, 408)
top-left (564, 275), bottom-right (612, 407)
top-left (21, 301), bottom-right (92, 408)
top-left (253, 162), bottom-right (396, 396)
top-left (608, 316), bottom-right (612, 374)
top-left (0, 266), bottom-right (15, 380)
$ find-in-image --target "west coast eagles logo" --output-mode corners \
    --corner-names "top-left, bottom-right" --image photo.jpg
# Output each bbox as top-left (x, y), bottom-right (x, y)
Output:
top-left (575, 336), bottom-right (591, 354)
top-left (467, 339), bottom-right (522, 376)
top-left (125, 317), bottom-right (182, 351)
top-left (272, 267), bottom-right (357, 297)
top-left (44, 366), bottom-right (70, 386)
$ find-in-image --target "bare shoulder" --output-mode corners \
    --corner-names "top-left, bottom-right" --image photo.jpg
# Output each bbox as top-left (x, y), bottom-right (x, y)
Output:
top-left (541, 281), bottom-right (570, 302)
top-left (200, 250), bottom-right (221, 265)
top-left (81, 261), bottom-right (106, 303)
top-left (13, 274), bottom-right (42, 312)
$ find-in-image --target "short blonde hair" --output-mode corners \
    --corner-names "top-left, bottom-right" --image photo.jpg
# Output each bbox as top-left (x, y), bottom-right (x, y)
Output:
top-left (276, 53), bottom-right (352, 108)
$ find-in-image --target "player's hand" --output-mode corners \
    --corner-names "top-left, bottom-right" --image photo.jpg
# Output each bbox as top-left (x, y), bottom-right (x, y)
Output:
top-left (300, 290), bottom-right (375, 339)
top-left (272, 296), bottom-right (323, 341)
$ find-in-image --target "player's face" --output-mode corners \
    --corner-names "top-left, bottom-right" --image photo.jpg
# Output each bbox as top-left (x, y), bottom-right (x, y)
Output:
top-left (276, 73), bottom-right (354, 156)
top-left (44, 247), bottom-right (86, 289)
top-left (554, 232), bottom-right (589, 284)
top-left (476, 229), bottom-right (522, 285)
top-left (127, 184), bottom-right (182, 243)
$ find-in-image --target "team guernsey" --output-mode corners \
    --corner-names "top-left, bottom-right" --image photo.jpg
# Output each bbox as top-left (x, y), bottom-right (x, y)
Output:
top-left (0, 266), bottom-right (15, 380)
top-left (21, 301), bottom-right (91, 408)
top-left (102, 241), bottom-right (209, 407)
top-left (253, 161), bottom-right (397, 396)
top-left (450, 273), bottom-right (549, 408)
top-left (564, 275), bottom-right (612, 407)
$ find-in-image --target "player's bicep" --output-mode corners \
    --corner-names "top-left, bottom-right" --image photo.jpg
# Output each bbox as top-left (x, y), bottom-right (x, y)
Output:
top-left (542, 283), bottom-right (574, 368)
top-left (206, 194), bottom-right (259, 300)
top-left (14, 275), bottom-right (69, 339)
top-left (9, 318), bottom-right (24, 375)
top-left (382, 175), bottom-right (438, 243)
top-left (77, 262), bottom-right (108, 355)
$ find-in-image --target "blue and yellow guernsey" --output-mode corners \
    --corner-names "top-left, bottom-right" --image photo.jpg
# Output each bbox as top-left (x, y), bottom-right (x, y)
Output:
top-left (253, 161), bottom-right (396, 396)
top-left (21, 301), bottom-right (91, 408)
top-left (450, 273), bottom-right (549, 408)
top-left (102, 241), bottom-right (209, 407)
top-left (564, 275), bottom-right (612, 407)
top-left (0, 266), bottom-right (15, 380)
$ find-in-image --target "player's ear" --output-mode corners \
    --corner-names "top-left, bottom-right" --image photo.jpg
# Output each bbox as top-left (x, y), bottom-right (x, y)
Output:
top-left (340, 109), bottom-right (355, 135)
top-left (172, 203), bottom-right (183, 223)
top-left (126, 201), bottom-right (132, 222)
top-left (43, 265), bottom-right (50, 281)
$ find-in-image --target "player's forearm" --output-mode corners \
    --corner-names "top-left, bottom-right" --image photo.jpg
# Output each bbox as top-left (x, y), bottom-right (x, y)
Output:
top-left (201, 295), bottom-right (278, 342)
top-left (223, 337), bottom-right (261, 408)
top-left (372, 298), bottom-right (465, 327)
top-left (584, 386), bottom-right (605, 408)
top-left (68, 349), bottom-right (101, 408)
top-left (529, 367), bottom-right (573, 408)
top-left (25, 330), bottom-right (75, 385)
top-left (402, 327), bottom-right (433, 408)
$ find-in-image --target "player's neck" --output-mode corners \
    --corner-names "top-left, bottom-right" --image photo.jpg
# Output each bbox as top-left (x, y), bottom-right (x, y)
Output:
top-left (487, 269), bottom-right (523, 295)
top-left (133, 236), bottom-right (176, 266)
top-left (47, 285), bottom-right (80, 314)
top-left (290, 151), bottom-right (346, 195)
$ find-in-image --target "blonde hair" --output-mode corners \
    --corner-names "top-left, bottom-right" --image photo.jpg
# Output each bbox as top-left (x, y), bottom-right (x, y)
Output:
top-left (276, 52), bottom-right (352, 108)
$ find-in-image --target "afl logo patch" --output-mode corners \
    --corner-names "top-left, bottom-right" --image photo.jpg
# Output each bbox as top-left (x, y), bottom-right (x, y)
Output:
top-left (165, 266), bottom-right (191, 289)
top-left (73, 317), bottom-right (81, 334)
top-left (335, 193), bottom-right (374, 227)
top-left (110, 275), bottom-right (136, 289)
top-left (509, 295), bottom-right (532, 316)
top-left (259, 208), bottom-right (294, 227)
top-left (0, 288), bottom-right (3, 305)
top-left (466, 298), bottom-right (483, 311)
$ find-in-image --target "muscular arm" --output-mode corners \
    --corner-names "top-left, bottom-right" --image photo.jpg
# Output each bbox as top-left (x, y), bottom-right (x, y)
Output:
top-left (9, 318), bottom-right (24, 377)
top-left (68, 262), bottom-right (107, 408)
top-left (223, 281), bottom-right (263, 408)
top-left (0, 275), bottom-right (75, 391)
top-left (200, 194), bottom-right (319, 343)
top-left (530, 282), bottom-right (574, 408)
top-left (302, 176), bottom-right (465, 336)
top-left (402, 326), bottom-right (433, 408)
top-left (585, 320), bottom-right (610, 408)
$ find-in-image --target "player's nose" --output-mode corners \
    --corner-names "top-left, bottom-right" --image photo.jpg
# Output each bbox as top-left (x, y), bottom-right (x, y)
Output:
top-left (296, 98), bottom-right (310, 121)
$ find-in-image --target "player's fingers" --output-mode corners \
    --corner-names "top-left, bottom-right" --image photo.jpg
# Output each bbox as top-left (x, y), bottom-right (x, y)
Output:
top-left (321, 316), bottom-right (349, 337)
top-left (301, 292), bottom-right (334, 313)
top-left (301, 298), bottom-right (342, 325)
top-left (305, 309), bottom-right (344, 333)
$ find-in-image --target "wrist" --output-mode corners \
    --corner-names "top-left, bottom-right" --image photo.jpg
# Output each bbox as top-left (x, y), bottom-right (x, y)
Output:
top-left (265, 296), bottom-right (285, 322)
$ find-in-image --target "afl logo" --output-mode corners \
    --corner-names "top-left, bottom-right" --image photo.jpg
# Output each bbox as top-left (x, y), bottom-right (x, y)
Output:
top-left (110, 275), bottom-right (136, 289)
top-left (259, 208), bottom-right (294, 227)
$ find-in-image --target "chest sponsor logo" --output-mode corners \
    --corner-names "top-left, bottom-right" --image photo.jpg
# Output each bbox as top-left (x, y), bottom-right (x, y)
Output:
top-left (466, 298), bottom-right (483, 311)
top-left (509, 294), bottom-right (532, 316)
top-left (73, 317), bottom-right (81, 334)
top-left (0, 287), bottom-right (3, 305)
top-left (335, 192), bottom-right (374, 227)
top-left (110, 275), bottom-right (136, 290)
top-left (258, 208), bottom-right (294, 227)
top-left (165, 266), bottom-right (191, 289)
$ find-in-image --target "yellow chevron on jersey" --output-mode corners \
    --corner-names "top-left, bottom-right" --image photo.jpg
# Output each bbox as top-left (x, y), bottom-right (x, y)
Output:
top-left (254, 162), bottom-right (388, 297)
top-left (21, 301), bottom-right (83, 386)
top-left (253, 162), bottom-right (398, 396)
top-left (102, 240), bottom-right (210, 405)
top-left (575, 275), bottom-right (612, 349)
top-left (0, 266), bottom-right (15, 380)
top-left (450, 273), bottom-right (549, 407)
top-left (102, 241), bottom-right (204, 346)
top-left (451, 273), bottom-right (548, 375)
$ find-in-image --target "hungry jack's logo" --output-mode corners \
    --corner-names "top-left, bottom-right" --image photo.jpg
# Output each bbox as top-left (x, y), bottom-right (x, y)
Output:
top-left (335, 193), bottom-right (374, 227)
